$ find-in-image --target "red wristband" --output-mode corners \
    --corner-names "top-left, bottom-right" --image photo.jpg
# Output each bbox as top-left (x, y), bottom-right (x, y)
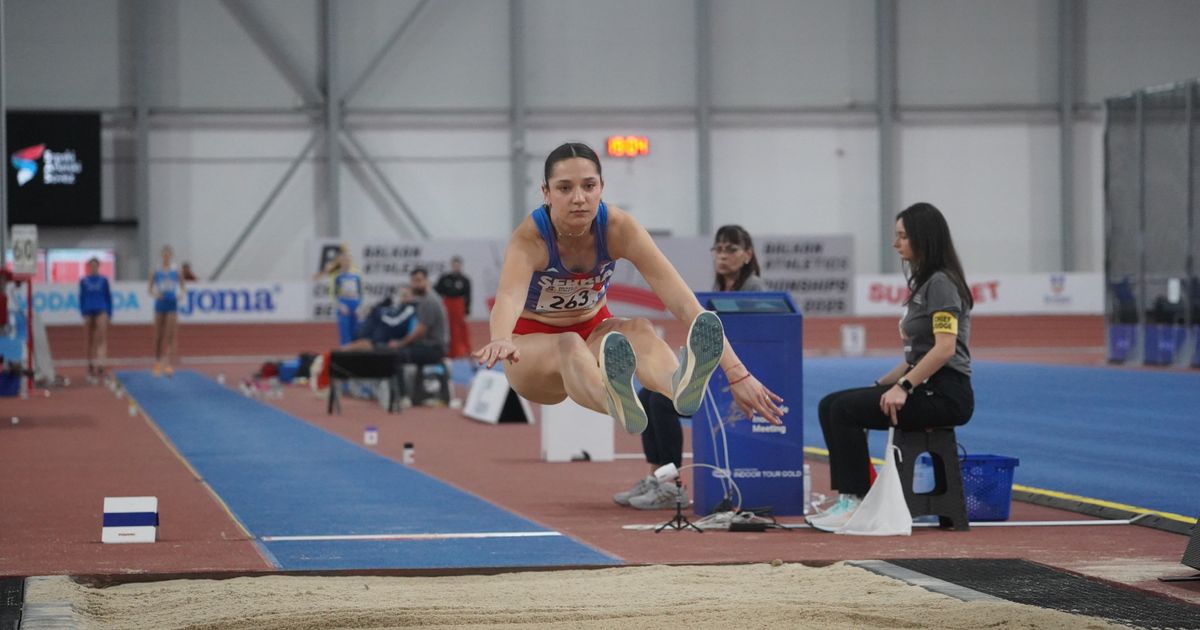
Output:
top-left (728, 373), bottom-right (752, 386)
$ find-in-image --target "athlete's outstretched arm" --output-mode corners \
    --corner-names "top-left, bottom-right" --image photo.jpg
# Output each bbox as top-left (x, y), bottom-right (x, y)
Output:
top-left (609, 208), bottom-right (784, 424)
top-left (475, 223), bottom-right (540, 368)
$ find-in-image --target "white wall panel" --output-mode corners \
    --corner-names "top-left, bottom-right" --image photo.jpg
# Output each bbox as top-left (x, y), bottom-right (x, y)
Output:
top-left (525, 0), bottom-right (696, 109)
top-left (712, 127), bottom-right (880, 272)
top-left (242, 0), bottom-right (320, 98)
top-left (898, 0), bottom-right (1058, 106)
top-left (341, 128), bottom-right (511, 239)
top-left (145, 0), bottom-right (301, 108)
top-left (146, 128), bottom-right (320, 280)
top-left (1084, 0), bottom-right (1200, 101)
top-left (5, 0), bottom-right (126, 107)
top-left (712, 0), bottom-right (875, 108)
top-left (346, 0), bottom-right (509, 109)
top-left (1073, 120), bottom-right (1105, 272)
top-left (898, 123), bottom-right (1060, 273)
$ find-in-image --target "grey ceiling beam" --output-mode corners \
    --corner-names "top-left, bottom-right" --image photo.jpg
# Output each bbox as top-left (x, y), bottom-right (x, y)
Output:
top-left (877, 0), bottom-right (899, 273)
top-left (220, 0), bottom-right (324, 107)
top-left (696, 0), bottom-right (713, 235)
top-left (1058, 0), bottom-right (1079, 271)
top-left (210, 132), bottom-right (321, 280)
top-left (134, 0), bottom-right (151, 277)
top-left (323, 0), bottom-right (341, 237)
top-left (0, 0), bottom-right (7, 257)
top-left (341, 0), bottom-right (433, 105)
top-left (509, 0), bottom-right (528, 230)
top-left (341, 129), bottom-right (430, 238)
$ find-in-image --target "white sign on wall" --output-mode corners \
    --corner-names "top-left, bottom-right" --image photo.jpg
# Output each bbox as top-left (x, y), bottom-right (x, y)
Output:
top-left (854, 273), bottom-right (1104, 316)
top-left (10, 225), bottom-right (38, 276)
top-left (311, 234), bottom-right (855, 322)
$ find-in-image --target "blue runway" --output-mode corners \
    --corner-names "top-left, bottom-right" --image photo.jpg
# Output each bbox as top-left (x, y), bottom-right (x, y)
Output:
top-left (119, 371), bottom-right (617, 571)
top-left (801, 358), bottom-right (1200, 519)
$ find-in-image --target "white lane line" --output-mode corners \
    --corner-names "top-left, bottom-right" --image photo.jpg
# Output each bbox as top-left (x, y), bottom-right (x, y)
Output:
top-left (261, 531), bottom-right (564, 542)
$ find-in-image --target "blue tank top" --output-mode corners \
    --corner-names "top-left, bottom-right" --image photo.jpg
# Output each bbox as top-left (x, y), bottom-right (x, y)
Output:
top-left (523, 202), bottom-right (617, 314)
top-left (153, 269), bottom-right (181, 305)
top-left (333, 271), bottom-right (363, 302)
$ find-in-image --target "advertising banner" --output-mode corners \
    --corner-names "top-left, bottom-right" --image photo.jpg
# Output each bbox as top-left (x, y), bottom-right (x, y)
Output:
top-left (18, 281), bottom-right (310, 325)
top-left (855, 272), bottom-right (1104, 316)
top-left (310, 234), bottom-right (854, 321)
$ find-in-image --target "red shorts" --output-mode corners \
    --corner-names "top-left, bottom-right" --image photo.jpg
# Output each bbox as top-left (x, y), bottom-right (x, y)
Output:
top-left (513, 306), bottom-right (613, 340)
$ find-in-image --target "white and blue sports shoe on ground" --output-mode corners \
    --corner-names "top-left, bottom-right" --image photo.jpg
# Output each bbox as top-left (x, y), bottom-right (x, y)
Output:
top-left (600, 332), bottom-right (648, 434)
top-left (671, 311), bottom-right (725, 417)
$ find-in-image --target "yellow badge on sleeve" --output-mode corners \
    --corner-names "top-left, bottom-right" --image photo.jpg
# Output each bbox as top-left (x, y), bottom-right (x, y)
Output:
top-left (932, 311), bottom-right (958, 335)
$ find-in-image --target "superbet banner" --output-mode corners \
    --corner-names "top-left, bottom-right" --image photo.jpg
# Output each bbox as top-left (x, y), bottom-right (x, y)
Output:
top-left (855, 272), bottom-right (1103, 316)
top-left (309, 234), bottom-right (855, 321)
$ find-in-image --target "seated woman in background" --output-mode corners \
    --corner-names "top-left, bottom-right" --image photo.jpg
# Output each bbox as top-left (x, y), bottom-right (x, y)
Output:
top-left (614, 224), bottom-right (767, 510)
top-left (810, 202), bottom-right (975, 530)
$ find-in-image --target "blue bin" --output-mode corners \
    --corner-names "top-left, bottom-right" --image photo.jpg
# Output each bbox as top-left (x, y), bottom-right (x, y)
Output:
top-left (1192, 325), bottom-right (1200, 368)
top-left (961, 454), bottom-right (1020, 521)
top-left (1107, 324), bottom-right (1137, 363)
top-left (1143, 324), bottom-right (1187, 366)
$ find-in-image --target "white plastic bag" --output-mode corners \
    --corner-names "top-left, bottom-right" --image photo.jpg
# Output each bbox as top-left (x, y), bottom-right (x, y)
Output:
top-left (837, 427), bottom-right (913, 536)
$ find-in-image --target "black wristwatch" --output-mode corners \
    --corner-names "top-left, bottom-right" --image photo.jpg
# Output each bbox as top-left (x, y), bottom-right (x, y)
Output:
top-left (896, 376), bottom-right (914, 394)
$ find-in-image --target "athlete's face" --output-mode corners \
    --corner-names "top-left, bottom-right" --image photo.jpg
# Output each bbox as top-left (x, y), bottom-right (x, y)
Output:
top-left (893, 219), bottom-right (913, 263)
top-left (541, 157), bottom-right (603, 231)
top-left (160, 247), bottom-right (173, 266)
top-left (87, 260), bottom-right (100, 275)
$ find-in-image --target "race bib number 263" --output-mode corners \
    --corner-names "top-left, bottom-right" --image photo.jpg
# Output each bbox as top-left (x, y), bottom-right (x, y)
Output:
top-left (536, 287), bottom-right (594, 311)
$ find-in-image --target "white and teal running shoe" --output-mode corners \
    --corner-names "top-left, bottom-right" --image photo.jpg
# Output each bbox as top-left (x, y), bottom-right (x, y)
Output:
top-left (600, 332), bottom-right (648, 434)
top-left (671, 311), bottom-right (725, 417)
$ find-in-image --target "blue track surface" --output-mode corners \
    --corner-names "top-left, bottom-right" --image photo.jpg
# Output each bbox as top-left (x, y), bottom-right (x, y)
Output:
top-left (119, 371), bottom-right (617, 571)
top-left (801, 358), bottom-right (1200, 518)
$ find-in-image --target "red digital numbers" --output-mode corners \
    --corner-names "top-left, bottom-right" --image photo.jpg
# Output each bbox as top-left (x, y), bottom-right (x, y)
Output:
top-left (606, 135), bottom-right (650, 158)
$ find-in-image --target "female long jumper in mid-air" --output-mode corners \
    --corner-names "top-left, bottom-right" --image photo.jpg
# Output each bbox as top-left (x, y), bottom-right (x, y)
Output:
top-left (474, 142), bottom-right (784, 432)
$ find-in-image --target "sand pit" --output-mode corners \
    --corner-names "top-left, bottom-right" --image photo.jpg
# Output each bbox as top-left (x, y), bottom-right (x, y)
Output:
top-left (25, 562), bottom-right (1120, 629)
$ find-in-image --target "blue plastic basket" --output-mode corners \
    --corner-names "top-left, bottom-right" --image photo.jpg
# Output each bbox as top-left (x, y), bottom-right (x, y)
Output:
top-left (961, 454), bottom-right (1020, 521)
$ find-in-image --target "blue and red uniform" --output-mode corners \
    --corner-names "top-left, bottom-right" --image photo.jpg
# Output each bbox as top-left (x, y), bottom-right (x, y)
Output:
top-left (514, 202), bottom-right (617, 340)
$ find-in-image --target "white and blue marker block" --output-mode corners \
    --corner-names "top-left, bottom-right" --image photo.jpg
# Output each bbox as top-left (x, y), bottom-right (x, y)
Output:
top-left (101, 496), bottom-right (158, 543)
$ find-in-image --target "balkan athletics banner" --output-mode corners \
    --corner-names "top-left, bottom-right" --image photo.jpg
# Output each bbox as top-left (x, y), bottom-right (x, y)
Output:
top-left (309, 234), bottom-right (854, 321)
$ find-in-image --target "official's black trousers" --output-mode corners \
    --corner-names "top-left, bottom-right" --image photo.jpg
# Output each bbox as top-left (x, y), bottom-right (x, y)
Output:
top-left (639, 388), bottom-right (684, 469)
top-left (818, 367), bottom-right (974, 496)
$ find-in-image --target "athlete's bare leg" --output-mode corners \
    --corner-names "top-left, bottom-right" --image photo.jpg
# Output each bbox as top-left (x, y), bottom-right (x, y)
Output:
top-left (153, 312), bottom-right (167, 362)
top-left (84, 316), bottom-right (97, 372)
top-left (503, 333), bottom-right (569, 405)
top-left (163, 313), bottom-right (179, 372)
top-left (94, 313), bottom-right (108, 373)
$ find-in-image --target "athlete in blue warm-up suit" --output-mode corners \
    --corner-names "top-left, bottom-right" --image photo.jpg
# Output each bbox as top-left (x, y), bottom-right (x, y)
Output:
top-left (79, 257), bottom-right (113, 378)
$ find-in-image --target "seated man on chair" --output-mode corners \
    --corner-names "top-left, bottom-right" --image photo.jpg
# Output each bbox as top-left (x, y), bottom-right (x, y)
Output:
top-left (386, 267), bottom-right (449, 402)
top-left (343, 286), bottom-right (418, 351)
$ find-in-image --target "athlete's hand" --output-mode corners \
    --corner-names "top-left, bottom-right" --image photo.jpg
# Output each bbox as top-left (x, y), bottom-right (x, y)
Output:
top-left (879, 386), bottom-right (908, 425)
top-left (475, 339), bottom-right (520, 368)
top-left (729, 374), bottom-right (785, 425)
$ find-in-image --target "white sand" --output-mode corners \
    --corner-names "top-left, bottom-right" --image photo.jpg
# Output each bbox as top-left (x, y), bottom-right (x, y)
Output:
top-left (25, 563), bottom-right (1121, 630)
